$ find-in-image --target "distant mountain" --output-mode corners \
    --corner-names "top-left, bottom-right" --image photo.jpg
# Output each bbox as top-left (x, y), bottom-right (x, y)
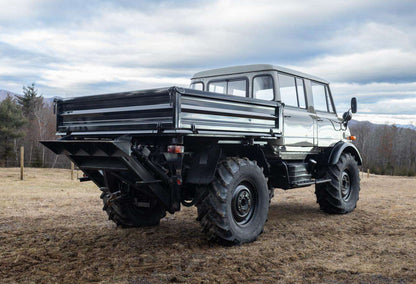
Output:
top-left (0, 89), bottom-right (21, 101)
top-left (396, 124), bottom-right (416, 130)
top-left (350, 119), bottom-right (416, 131)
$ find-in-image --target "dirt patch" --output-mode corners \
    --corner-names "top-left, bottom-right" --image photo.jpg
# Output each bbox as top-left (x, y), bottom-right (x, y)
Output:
top-left (1, 168), bottom-right (415, 283)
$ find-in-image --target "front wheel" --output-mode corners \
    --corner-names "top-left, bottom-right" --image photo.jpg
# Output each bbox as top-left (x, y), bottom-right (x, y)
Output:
top-left (196, 158), bottom-right (269, 245)
top-left (315, 152), bottom-right (360, 214)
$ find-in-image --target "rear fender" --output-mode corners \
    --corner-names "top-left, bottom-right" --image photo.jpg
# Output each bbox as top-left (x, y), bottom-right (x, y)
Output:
top-left (185, 144), bottom-right (270, 185)
top-left (186, 144), bottom-right (222, 185)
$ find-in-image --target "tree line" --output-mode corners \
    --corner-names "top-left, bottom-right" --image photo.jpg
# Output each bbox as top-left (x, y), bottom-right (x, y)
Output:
top-left (350, 121), bottom-right (416, 176)
top-left (0, 84), bottom-right (70, 168)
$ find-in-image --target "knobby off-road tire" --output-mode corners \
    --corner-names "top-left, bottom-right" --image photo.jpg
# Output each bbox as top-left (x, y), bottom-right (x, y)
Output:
top-left (100, 187), bottom-right (166, 227)
top-left (315, 152), bottom-right (360, 214)
top-left (196, 157), bottom-right (269, 245)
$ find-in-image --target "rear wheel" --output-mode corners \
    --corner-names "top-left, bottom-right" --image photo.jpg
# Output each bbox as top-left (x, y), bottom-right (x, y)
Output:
top-left (100, 186), bottom-right (166, 227)
top-left (315, 152), bottom-right (360, 214)
top-left (196, 157), bottom-right (269, 245)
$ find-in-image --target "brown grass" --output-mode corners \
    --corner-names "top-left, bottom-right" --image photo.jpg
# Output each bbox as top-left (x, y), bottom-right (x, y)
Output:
top-left (0, 168), bottom-right (415, 283)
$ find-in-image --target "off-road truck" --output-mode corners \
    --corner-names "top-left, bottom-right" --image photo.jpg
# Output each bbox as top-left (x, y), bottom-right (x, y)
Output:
top-left (41, 64), bottom-right (361, 245)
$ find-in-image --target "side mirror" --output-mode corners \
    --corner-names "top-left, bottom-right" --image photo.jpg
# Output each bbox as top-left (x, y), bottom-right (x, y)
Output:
top-left (351, 97), bottom-right (357, 113)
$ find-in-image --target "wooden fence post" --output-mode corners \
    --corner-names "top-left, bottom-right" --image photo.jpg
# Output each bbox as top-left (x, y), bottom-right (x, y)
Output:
top-left (367, 169), bottom-right (370, 178)
top-left (20, 146), bottom-right (24, 180)
top-left (71, 162), bottom-right (74, 180)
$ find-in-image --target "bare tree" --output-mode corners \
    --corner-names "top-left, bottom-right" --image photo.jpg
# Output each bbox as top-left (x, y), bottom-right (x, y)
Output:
top-left (350, 121), bottom-right (416, 176)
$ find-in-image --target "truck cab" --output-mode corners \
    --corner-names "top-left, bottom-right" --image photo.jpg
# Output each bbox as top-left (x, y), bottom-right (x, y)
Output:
top-left (190, 64), bottom-right (345, 158)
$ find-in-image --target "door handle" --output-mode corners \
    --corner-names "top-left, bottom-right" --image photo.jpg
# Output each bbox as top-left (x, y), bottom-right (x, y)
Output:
top-left (284, 115), bottom-right (291, 118)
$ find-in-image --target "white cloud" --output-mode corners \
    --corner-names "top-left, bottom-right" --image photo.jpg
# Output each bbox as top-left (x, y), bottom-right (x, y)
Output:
top-left (0, 0), bottom-right (415, 126)
top-left (354, 114), bottom-right (416, 126)
top-left (359, 97), bottom-right (416, 114)
top-left (292, 49), bottom-right (416, 83)
top-left (0, 0), bottom-right (49, 20)
top-left (38, 63), bottom-right (189, 94)
top-left (332, 82), bottom-right (416, 97)
top-left (321, 21), bottom-right (415, 54)
top-left (329, 82), bottom-right (416, 125)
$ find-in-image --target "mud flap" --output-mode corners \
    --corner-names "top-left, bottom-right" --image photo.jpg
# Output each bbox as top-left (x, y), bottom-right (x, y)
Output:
top-left (186, 144), bottom-right (222, 184)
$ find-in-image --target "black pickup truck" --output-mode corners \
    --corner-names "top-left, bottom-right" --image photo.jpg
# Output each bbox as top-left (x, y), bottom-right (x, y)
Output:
top-left (42, 64), bottom-right (362, 245)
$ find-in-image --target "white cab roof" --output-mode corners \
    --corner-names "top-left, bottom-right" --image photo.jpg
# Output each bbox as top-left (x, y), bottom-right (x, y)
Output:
top-left (191, 64), bottom-right (329, 84)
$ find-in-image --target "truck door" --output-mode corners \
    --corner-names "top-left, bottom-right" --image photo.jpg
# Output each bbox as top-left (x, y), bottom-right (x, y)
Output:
top-left (310, 81), bottom-right (343, 147)
top-left (278, 73), bottom-right (315, 150)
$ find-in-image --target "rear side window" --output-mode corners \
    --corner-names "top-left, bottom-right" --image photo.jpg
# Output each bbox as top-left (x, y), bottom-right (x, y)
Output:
top-left (228, 80), bottom-right (246, 97)
top-left (278, 73), bottom-right (298, 107)
top-left (208, 79), bottom-right (247, 97)
top-left (190, 82), bottom-right (203, 91)
top-left (253, 75), bottom-right (274, 100)
top-left (311, 82), bottom-right (334, 112)
top-left (209, 81), bottom-right (226, 94)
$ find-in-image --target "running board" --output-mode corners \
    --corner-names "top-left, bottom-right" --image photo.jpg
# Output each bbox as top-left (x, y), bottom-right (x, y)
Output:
top-left (291, 178), bottom-right (331, 188)
top-left (315, 178), bottom-right (331, 184)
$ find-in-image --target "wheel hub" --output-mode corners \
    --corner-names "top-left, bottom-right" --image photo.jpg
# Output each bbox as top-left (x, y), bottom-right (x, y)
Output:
top-left (341, 171), bottom-right (351, 200)
top-left (237, 189), bottom-right (252, 215)
top-left (232, 184), bottom-right (256, 225)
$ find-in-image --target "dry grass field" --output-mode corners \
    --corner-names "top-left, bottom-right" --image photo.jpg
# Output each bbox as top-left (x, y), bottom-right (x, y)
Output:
top-left (0, 167), bottom-right (415, 283)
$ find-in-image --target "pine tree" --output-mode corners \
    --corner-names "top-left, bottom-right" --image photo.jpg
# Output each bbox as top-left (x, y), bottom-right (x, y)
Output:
top-left (16, 83), bottom-right (43, 119)
top-left (0, 95), bottom-right (26, 166)
top-left (15, 83), bottom-right (45, 166)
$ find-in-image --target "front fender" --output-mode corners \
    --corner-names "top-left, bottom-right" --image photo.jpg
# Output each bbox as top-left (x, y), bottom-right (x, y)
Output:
top-left (328, 141), bottom-right (362, 165)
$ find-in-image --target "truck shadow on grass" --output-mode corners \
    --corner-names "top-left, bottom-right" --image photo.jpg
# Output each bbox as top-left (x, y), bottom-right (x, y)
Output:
top-left (1, 201), bottom-right (372, 252)
top-left (107, 202), bottom-right (333, 247)
top-left (76, 202), bottom-right (369, 248)
top-left (72, 201), bottom-right (364, 249)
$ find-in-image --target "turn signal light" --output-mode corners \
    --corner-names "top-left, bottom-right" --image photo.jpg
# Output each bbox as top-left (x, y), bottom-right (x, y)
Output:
top-left (348, 136), bottom-right (356, 141)
top-left (167, 145), bottom-right (184, 154)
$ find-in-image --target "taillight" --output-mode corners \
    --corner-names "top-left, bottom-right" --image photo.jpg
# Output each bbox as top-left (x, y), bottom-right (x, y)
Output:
top-left (167, 145), bottom-right (184, 154)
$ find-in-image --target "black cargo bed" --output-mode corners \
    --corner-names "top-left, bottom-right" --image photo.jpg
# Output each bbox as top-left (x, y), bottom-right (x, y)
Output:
top-left (56, 87), bottom-right (281, 138)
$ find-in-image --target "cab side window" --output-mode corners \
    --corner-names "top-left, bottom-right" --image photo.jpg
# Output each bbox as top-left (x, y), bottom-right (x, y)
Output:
top-left (311, 82), bottom-right (334, 112)
top-left (278, 73), bottom-right (307, 109)
top-left (278, 73), bottom-right (297, 107)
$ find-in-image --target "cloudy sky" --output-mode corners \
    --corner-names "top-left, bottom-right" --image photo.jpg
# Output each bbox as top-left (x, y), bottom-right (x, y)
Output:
top-left (0, 0), bottom-right (415, 125)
